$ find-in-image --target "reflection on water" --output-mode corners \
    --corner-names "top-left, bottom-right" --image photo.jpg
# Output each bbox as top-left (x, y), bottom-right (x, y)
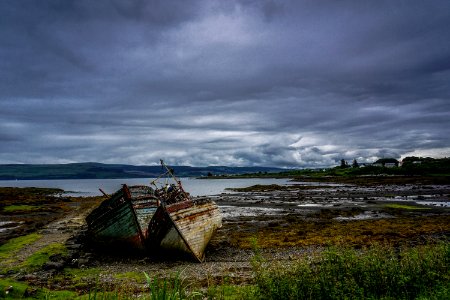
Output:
top-left (417, 201), bottom-right (450, 208)
top-left (0, 221), bottom-right (22, 233)
top-left (219, 205), bottom-right (284, 218)
top-left (0, 178), bottom-right (292, 197)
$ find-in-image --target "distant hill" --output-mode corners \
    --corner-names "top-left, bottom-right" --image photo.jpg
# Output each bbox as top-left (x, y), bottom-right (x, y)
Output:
top-left (0, 163), bottom-right (284, 180)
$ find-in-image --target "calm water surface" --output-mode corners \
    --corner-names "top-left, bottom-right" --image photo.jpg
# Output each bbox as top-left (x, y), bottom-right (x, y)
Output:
top-left (0, 178), bottom-right (293, 197)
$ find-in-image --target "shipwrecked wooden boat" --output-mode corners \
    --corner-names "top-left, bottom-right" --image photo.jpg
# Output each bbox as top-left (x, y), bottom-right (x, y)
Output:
top-left (147, 196), bottom-right (222, 262)
top-left (86, 161), bottom-right (222, 261)
top-left (85, 184), bottom-right (157, 250)
top-left (129, 185), bottom-right (160, 238)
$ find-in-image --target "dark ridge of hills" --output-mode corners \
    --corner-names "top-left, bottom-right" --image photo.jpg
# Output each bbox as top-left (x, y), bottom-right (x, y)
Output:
top-left (0, 163), bottom-right (284, 180)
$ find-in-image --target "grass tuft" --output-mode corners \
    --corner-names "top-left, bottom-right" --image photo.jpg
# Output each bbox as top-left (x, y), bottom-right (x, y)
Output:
top-left (114, 271), bottom-right (145, 283)
top-left (144, 272), bottom-right (187, 300)
top-left (62, 267), bottom-right (102, 291)
top-left (205, 284), bottom-right (257, 300)
top-left (19, 243), bottom-right (67, 272)
top-left (0, 233), bottom-right (41, 261)
top-left (384, 203), bottom-right (430, 210)
top-left (2, 205), bottom-right (41, 212)
top-left (253, 242), bottom-right (450, 299)
top-left (0, 278), bottom-right (29, 299)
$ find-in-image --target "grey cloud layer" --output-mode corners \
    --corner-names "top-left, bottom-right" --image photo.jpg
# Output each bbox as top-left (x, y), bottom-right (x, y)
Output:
top-left (1, 0), bottom-right (449, 167)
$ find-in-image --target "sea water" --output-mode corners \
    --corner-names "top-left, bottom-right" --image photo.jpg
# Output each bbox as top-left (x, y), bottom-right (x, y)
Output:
top-left (0, 177), bottom-right (292, 197)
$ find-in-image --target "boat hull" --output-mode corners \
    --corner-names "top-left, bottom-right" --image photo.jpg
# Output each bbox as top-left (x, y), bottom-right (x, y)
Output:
top-left (129, 186), bottom-right (159, 237)
top-left (86, 183), bottom-right (222, 261)
top-left (86, 185), bottom-right (157, 250)
top-left (87, 200), bottom-right (144, 249)
top-left (147, 198), bottom-right (222, 261)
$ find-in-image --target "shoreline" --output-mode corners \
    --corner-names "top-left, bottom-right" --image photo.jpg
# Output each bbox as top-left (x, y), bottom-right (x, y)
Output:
top-left (1, 177), bottom-right (449, 297)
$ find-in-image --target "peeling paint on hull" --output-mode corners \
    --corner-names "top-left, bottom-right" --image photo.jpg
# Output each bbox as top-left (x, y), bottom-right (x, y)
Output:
top-left (86, 185), bottom-right (157, 250)
top-left (148, 199), bottom-right (222, 262)
top-left (129, 185), bottom-right (159, 237)
top-left (87, 199), bottom-right (144, 249)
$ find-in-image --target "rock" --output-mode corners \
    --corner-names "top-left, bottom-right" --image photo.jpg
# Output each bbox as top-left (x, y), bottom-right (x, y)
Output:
top-left (49, 253), bottom-right (64, 262)
top-left (66, 243), bottom-right (82, 250)
top-left (21, 274), bottom-right (38, 281)
top-left (77, 258), bottom-right (90, 267)
top-left (43, 261), bottom-right (65, 271)
top-left (68, 250), bottom-right (79, 259)
top-left (5, 286), bottom-right (13, 295)
top-left (23, 287), bottom-right (38, 297)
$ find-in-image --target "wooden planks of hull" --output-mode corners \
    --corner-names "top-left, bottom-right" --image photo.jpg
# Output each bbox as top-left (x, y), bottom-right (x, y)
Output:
top-left (128, 185), bottom-right (158, 237)
top-left (86, 185), bottom-right (155, 250)
top-left (87, 182), bottom-right (222, 261)
top-left (87, 200), bottom-right (144, 249)
top-left (147, 199), bottom-right (222, 262)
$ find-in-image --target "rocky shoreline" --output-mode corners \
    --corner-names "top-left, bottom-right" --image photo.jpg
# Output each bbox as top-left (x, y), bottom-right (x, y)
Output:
top-left (1, 179), bottom-right (449, 295)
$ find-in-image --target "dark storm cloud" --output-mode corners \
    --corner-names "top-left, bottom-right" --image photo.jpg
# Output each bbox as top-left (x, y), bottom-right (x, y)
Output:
top-left (1, 0), bottom-right (450, 167)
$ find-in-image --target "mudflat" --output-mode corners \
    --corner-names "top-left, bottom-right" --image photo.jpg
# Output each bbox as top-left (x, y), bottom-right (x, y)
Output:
top-left (0, 177), bottom-right (449, 295)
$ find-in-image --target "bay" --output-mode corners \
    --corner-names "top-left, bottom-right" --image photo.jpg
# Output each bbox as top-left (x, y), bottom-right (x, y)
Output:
top-left (0, 178), bottom-right (292, 197)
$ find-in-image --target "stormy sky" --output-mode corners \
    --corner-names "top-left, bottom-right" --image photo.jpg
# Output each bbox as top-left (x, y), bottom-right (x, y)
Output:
top-left (1, 1), bottom-right (450, 168)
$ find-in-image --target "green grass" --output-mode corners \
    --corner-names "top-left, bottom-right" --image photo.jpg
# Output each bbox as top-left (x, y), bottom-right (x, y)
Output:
top-left (0, 278), bottom-right (30, 299)
top-left (19, 243), bottom-right (67, 272)
top-left (384, 203), bottom-right (430, 210)
top-left (2, 242), bottom-right (448, 299)
top-left (2, 205), bottom-right (41, 212)
top-left (205, 284), bottom-right (256, 300)
top-left (114, 271), bottom-right (145, 283)
top-left (252, 242), bottom-right (450, 300)
top-left (44, 290), bottom-right (79, 299)
top-left (64, 267), bottom-right (101, 279)
top-left (144, 272), bottom-right (187, 300)
top-left (0, 233), bottom-right (41, 261)
top-left (62, 268), bottom-right (102, 291)
top-left (0, 278), bottom-right (78, 299)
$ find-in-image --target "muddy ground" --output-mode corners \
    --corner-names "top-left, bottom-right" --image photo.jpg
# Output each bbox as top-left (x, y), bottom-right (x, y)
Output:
top-left (1, 178), bottom-right (449, 294)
